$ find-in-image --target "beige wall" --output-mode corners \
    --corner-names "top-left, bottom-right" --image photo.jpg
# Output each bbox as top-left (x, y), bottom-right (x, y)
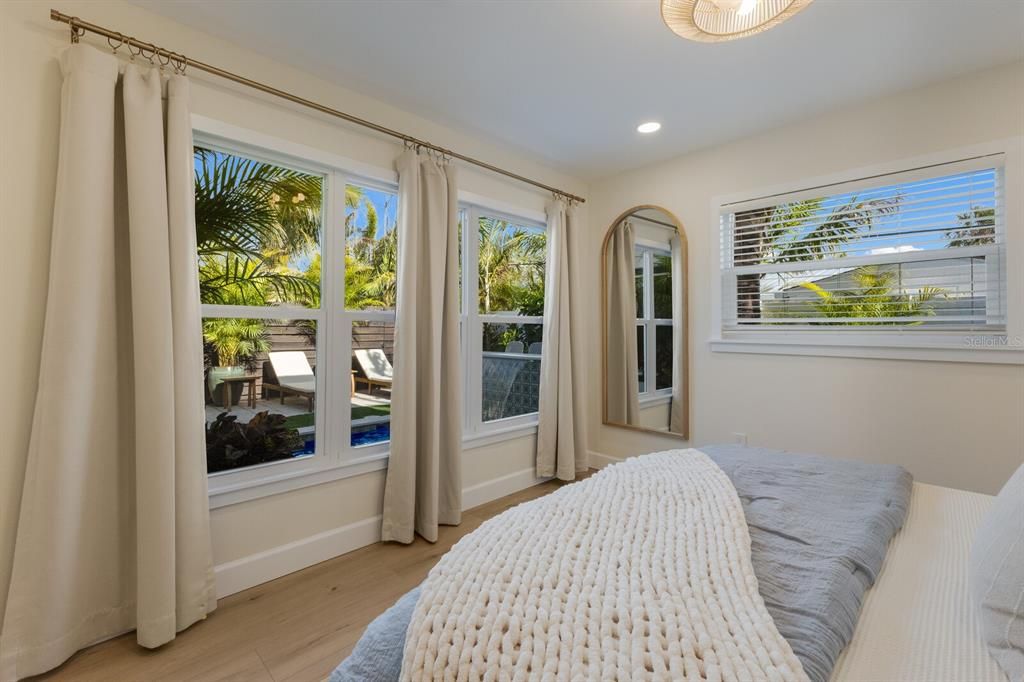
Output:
top-left (586, 61), bottom-right (1024, 494)
top-left (0, 0), bottom-right (587, 612)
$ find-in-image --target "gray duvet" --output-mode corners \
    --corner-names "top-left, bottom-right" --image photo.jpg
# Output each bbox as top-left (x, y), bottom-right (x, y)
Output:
top-left (332, 445), bottom-right (912, 682)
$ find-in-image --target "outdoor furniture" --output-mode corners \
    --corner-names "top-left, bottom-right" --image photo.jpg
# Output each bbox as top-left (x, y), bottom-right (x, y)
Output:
top-left (505, 341), bottom-right (525, 353)
top-left (353, 349), bottom-right (393, 395)
top-left (219, 374), bottom-right (259, 411)
top-left (263, 351), bottom-right (316, 411)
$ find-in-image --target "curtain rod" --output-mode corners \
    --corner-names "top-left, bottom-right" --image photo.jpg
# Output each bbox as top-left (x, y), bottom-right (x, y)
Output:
top-left (49, 9), bottom-right (586, 205)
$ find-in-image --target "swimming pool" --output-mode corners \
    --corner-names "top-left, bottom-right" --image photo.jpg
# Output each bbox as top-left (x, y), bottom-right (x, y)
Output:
top-left (351, 422), bottom-right (391, 447)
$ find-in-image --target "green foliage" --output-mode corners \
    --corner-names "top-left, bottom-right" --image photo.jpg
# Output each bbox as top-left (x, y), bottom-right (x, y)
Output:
top-left (202, 317), bottom-right (270, 367)
top-left (799, 266), bottom-right (945, 325)
top-left (205, 411), bottom-right (303, 472)
top-left (194, 147), bottom-right (322, 306)
top-left (946, 206), bottom-right (996, 247)
top-left (478, 217), bottom-right (546, 314)
top-left (740, 194), bottom-right (902, 267)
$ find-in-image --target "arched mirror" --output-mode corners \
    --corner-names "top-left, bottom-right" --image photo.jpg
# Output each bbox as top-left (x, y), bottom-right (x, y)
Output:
top-left (602, 206), bottom-right (688, 438)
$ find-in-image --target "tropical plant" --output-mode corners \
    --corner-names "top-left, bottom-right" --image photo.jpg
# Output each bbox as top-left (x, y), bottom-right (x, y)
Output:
top-left (194, 147), bottom-right (322, 306)
top-left (202, 317), bottom-right (270, 367)
top-left (205, 410), bottom-right (303, 473)
top-left (734, 194), bottom-right (902, 318)
top-left (478, 217), bottom-right (546, 314)
top-left (946, 206), bottom-right (996, 247)
top-left (799, 266), bottom-right (944, 325)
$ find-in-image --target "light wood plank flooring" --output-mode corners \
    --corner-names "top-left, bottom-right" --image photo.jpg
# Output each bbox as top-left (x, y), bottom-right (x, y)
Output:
top-left (37, 475), bottom-right (585, 682)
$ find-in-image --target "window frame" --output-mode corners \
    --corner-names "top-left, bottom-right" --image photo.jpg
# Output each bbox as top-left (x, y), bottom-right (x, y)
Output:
top-left (194, 117), bottom-right (548, 508)
top-left (634, 240), bottom-right (674, 404)
top-left (462, 204), bottom-right (548, 438)
top-left (710, 138), bottom-right (1024, 365)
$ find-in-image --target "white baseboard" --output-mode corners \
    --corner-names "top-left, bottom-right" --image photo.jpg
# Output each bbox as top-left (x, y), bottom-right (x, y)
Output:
top-left (588, 451), bottom-right (624, 469)
top-left (214, 466), bottom-right (549, 598)
top-left (462, 466), bottom-right (549, 511)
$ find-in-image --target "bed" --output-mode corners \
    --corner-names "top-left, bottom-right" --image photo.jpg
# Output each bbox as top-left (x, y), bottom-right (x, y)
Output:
top-left (333, 445), bottom-right (1014, 682)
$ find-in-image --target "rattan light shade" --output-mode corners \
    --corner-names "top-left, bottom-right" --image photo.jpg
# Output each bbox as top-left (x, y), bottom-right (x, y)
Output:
top-left (661, 0), bottom-right (815, 42)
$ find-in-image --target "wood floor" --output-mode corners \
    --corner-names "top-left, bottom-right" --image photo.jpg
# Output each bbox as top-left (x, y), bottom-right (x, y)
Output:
top-left (38, 476), bottom-right (583, 682)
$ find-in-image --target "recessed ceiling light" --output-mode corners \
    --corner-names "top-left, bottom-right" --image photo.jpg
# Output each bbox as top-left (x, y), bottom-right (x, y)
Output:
top-left (637, 121), bottom-right (662, 134)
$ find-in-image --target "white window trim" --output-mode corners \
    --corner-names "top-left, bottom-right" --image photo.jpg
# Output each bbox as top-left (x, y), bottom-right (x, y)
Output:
top-left (462, 205), bottom-right (547, 438)
top-left (194, 116), bottom-right (549, 508)
top-left (709, 138), bottom-right (1024, 365)
top-left (634, 243), bottom-right (674, 400)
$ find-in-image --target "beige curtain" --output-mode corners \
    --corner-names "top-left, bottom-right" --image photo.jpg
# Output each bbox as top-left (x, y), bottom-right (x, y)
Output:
top-left (605, 221), bottom-right (640, 425)
top-left (0, 45), bottom-right (215, 680)
top-left (381, 150), bottom-right (462, 544)
top-left (536, 199), bottom-right (588, 481)
top-left (669, 234), bottom-right (687, 434)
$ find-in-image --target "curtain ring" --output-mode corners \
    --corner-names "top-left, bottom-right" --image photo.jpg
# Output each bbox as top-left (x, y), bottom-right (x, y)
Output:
top-left (140, 43), bottom-right (157, 65)
top-left (157, 50), bottom-right (171, 70)
top-left (173, 53), bottom-right (188, 75)
top-left (69, 19), bottom-right (84, 44)
top-left (127, 40), bottom-right (141, 61)
top-left (106, 33), bottom-right (125, 53)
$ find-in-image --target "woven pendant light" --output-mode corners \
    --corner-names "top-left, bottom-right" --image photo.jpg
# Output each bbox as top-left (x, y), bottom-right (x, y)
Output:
top-left (661, 0), bottom-right (815, 42)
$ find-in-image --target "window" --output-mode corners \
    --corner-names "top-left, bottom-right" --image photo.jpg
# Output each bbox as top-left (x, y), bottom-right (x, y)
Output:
top-left (465, 209), bottom-right (546, 431)
top-left (715, 152), bottom-right (1016, 360)
top-left (193, 128), bottom-right (550, 499)
top-left (345, 183), bottom-right (398, 448)
top-left (635, 245), bottom-right (673, 397)
top-left (196, 146), bottom-right (324, 475)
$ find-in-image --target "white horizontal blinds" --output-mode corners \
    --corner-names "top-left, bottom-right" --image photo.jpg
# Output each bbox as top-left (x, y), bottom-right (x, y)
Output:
top-left (721, 156), bottom-right (1005, 331)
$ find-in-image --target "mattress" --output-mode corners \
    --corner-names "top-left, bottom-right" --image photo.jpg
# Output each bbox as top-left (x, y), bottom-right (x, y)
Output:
top-left (832, 482), bottom-right (1007, 682)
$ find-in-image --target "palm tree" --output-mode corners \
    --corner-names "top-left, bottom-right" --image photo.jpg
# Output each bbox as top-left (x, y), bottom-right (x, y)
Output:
top-left (194, 147), bottom-right (322, 305)
top-left (477, 217), bottom-right (545, 314)
top-left (734, 195), bottom-right (901, 319)
top-left (799, 266), bottom-right (944, 325)
top-left (946, 206), bottom-right (996, 247)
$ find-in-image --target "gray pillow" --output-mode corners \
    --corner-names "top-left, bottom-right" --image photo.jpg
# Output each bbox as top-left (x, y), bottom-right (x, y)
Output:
top-left (971, 463), bottom-right (1024, 682)
top-left (330, 586), bottom-right (419, 682)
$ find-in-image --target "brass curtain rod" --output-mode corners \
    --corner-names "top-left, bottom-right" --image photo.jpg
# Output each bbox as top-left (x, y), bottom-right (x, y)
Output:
top-left (49, 9), bottom-right (586, 204)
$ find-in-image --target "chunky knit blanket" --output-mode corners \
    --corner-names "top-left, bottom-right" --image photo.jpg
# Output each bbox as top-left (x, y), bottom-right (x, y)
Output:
top-left (399, 449), bottom-right (809, 681)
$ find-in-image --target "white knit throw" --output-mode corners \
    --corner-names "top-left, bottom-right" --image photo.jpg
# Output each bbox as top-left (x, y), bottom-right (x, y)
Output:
top-left (399, 449), bottom-right (808, 681)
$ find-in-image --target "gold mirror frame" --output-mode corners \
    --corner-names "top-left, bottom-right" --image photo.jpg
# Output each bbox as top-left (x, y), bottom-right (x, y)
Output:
top-left (601, 205), bottom-right (689, 439)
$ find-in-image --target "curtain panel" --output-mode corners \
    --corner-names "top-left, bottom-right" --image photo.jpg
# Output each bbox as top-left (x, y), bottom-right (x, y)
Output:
top-left (670, 234), bottom-right (686, 435)
top-left (381, 150), bottom-right (462, 544)
top-left (536, 199), bottom-right (589, 480)
top-left (605, 221), bottom-right (641, 425)
top-left (0, 45), bottom-right (214, 681)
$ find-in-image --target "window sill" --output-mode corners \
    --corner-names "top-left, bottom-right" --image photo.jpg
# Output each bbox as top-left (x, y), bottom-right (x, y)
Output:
top-left (208, 423), bottom-right (540, 509)
top-left (710, 333), bottom-right (1024, 365)
top-left (639, 393), bottom-right (672, 407)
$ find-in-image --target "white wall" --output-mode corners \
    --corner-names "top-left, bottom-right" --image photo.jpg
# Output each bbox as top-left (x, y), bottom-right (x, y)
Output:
top-left (0, 0), bottom-right (588, 612)
top-left (586, 61), bottom-right (1024, 495)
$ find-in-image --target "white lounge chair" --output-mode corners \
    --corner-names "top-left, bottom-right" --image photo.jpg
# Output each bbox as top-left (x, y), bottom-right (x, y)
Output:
top-left (263, 351), bottom-right (316, 410)
top-left (354, 349), bottom-right (393, 394)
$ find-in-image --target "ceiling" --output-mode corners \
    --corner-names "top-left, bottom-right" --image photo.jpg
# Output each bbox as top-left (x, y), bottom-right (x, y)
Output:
top-left (132, 0), bottom-right (1024, 180)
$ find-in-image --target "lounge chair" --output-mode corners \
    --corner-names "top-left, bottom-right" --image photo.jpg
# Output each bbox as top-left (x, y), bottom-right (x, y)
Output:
top-left (504, 341), bottom-right (525, 353)
top-left (353, 349), bottom-right (393, 394)
top-left (263, 351), bottom-right (315, 411)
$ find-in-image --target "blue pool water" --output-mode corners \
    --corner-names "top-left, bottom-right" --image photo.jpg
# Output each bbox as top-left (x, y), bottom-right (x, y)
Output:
top-left (351, 423), bottom-right (391, 447)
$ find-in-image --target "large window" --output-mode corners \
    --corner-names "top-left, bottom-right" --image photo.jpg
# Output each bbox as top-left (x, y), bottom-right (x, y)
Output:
top-left (196, 146), bottom-right (324, 474)
top-left (195, 134), bottom-right (548, 493)
top-left (717, 155), bottom-right (1008, 350)
top-left (465, 209), bottom-right (546, 431)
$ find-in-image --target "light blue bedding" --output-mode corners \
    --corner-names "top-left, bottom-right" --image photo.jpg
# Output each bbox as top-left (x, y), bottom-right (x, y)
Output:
top-left (332, 445), bottom-right (911, 682)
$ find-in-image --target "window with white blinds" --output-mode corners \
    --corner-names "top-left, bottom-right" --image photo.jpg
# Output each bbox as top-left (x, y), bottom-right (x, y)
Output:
top-left (719, 155), bottom-right (1006, 332)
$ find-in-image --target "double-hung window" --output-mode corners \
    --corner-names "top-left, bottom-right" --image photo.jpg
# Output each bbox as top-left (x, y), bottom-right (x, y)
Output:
top-left (463, 207), bottom-right (547, 435)
top-left (634, 244), bottom-right (674, 398)
top-left (194, 125), bottom-right (549, 502)
top-left (715, 150), bottom-right (1019, 361)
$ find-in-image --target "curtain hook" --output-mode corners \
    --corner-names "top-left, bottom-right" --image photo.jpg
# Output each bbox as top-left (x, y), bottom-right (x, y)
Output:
top-left (174, 53), bottom-right (188, 75)
top-left (157, 50), bottom-right (171, 70)
top-left (127, 40), bottom-right (141, 61)
top-left (69, 18), bottom-right (84, 44)
top-left (106, 32), bottom-right (125, 54)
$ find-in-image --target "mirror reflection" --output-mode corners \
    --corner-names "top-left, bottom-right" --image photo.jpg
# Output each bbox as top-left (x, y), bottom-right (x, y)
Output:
top-left (603, 206), bottom-right (687, 438)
